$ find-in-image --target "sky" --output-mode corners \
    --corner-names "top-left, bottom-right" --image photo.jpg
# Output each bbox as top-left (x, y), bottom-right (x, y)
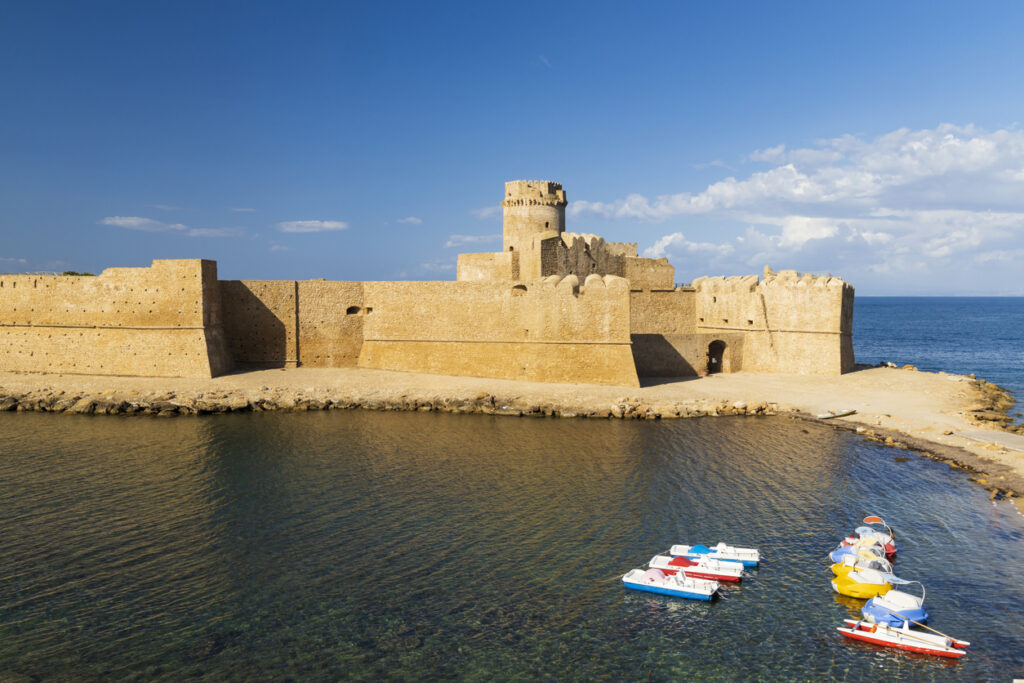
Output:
top-left (2, 1), bottom-right (1024, 295)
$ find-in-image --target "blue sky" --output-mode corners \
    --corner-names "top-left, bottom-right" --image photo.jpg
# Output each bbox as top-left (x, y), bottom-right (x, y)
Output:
top-left (2, 1), bottom-right (1023, 294)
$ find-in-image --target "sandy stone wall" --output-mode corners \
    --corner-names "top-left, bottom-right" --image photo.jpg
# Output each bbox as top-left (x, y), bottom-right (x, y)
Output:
top-left (219, 280), bottom-right (364, 368)
top-left (624, 256), bottom-right (675, 290)
top-left (0, 259), bottom-right (230, 378)
top-left (630, 289), bottom-right (696, 335)
top-left (693, 270), bottom-right (855, 375)
top-left (220, 280), bottom-right (298, 368)
top-left (457, 252), bottom-right (516, 281)
top-left (631, 332), bottom-right (745, 377)
top-left (358, 274), bottom-right (639, 386)
top-left (296, 281), bottom-right (364, 367)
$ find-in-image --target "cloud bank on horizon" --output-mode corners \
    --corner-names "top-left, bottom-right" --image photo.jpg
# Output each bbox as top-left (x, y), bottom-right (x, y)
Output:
top-left (570, 124), bottom-right (1024, 294)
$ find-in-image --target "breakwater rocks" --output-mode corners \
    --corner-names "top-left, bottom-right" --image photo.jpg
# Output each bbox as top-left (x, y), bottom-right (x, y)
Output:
top-left (965, 378), bottom-right (1023, 434)
top-left (0, 386), bottom-right (777, 420)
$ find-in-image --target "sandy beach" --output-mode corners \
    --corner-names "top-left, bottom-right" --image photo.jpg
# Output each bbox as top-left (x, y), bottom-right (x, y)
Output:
top-left (1, 365), bottom-right (1021, 501)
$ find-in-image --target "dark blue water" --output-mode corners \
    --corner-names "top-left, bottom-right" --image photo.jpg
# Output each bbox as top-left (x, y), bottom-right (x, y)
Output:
top-left (1, 411), bottom-right (1022, 681)
top-left (855, 297), bottom-right (1024, 420)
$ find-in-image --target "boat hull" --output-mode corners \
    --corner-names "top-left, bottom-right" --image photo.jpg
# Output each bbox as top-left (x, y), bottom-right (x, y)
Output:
top-left (649, 555), bottom-right (743, 582)
top-left (622, 580), bottom-right (715, 601)
top-left (839, 620), bottom-right (967, 658)
top-left (659, 568), bottom-right (740, 582)
top-left (831, 577), bottom-right (891, 599)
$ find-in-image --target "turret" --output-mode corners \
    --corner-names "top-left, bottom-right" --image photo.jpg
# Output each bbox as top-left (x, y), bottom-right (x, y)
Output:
top-left (502, 180), bottom-right (567, 253)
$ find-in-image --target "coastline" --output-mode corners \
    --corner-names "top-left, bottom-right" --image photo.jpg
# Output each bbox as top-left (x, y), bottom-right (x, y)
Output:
top-left (1, 365), bottom-right (1021, 502)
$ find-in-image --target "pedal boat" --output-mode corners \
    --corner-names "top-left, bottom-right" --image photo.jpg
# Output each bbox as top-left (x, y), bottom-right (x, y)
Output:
top-left (669, 542), bottom-right (759, 567)
top-left (844, 516), bottom-right (897, 557)
top-left (622, 567), bottom-right (719, 601)
top-left (862, 580), bottom-right (928, 627)
top-left (830, 549), bottom-right (893, 577)
top-left (840, 527), bottom-right (896, 558)
top-left (649, 554), bottom-right (743, 582)
top-left (838, 619), bottom-right (967, 658)
top-left (829, 539), bottom-right (886, 564)
top-left (831, 567), bottom-right (893, 599)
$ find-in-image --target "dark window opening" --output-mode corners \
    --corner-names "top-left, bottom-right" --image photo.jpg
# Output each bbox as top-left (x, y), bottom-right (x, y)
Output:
top-left (346, 306), bottom-right (361, 315)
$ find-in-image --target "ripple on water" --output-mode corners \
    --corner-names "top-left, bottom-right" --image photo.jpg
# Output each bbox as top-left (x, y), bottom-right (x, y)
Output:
top-left (0, 411), bottom-right (1022, 681)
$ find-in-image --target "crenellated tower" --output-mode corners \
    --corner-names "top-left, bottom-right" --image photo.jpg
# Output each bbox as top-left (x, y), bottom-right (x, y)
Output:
top-left (502, 180), bottom-right (567, 254)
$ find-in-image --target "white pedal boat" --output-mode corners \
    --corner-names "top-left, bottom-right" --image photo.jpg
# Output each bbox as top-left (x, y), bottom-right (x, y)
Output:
top-left (838, 619), bottom-right (968, 658)
top-left (669, 542), bottom-right (760, 567)
top-left (622, 567), bottom-right (719, 601)
top-left (649, 554), bottom-right (744, 582)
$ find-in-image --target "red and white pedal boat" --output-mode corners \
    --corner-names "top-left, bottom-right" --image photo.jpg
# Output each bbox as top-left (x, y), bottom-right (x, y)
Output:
top-left (838, 619), bottom-right (969, 658)
top-left (648, 554), bottom-right (743, 582)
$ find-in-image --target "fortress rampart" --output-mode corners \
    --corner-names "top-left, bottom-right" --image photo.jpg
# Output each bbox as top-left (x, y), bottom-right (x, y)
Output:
top-left (691, 268), bottom-right (855, 375)
top-left (359, 274), bottom-right (637, 386)
top-left (0, 260), bottom-right (230, 378)
top-left (0, 180), bottom-right (854, 386)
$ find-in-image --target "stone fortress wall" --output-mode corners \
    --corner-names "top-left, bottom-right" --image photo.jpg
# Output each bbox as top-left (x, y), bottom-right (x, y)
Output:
top-left (0, 260), bottom-right (231, 378)
top-left (358, 275), bottom-right (637, 386)
top-left (0, 180), bottom-right (854, 386)
top-left (692, 267), bottom-right (855, 375)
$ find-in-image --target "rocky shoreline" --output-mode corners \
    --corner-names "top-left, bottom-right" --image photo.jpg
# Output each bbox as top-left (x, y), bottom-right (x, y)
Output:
top-left (0, 383), bottom-right (777, 419)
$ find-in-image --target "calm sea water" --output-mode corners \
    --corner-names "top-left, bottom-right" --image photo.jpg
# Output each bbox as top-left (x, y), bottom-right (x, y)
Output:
top-left (1, 411), bottom-right (1022, 681)
top-left (855, 297), bottom-right (1024, 421)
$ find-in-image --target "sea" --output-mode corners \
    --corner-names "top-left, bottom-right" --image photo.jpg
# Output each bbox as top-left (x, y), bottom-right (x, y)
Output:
top-left (855, 297), bottom-right (1024, 423)
top-left (0, 298), bottom-right (1022, 681)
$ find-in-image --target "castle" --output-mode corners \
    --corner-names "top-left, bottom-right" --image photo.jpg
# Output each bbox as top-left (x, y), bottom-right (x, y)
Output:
top-left (0, 181), bottom-right (855, 387)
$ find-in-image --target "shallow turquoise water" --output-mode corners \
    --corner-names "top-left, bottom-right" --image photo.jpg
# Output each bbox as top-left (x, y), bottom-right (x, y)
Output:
top-left (1, 411), bottom-right (1022, 681)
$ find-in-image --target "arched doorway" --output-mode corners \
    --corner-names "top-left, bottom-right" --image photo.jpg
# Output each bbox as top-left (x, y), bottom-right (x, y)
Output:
top-left (707, 340), bottom-right (726, 374)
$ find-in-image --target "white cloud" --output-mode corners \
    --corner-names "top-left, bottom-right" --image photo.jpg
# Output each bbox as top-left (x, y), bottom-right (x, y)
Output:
top-left (229, 207), bottom-right (256, 213)
top-left (571, 124), bottom-right (1024, 293)
top-left (187, 227), bottom-right (245, 238)
top-left (749, 144), bottom-right (786, 163)
top-left (150, 204), bottom-right (183, 211)
top-left (538, 55), bottom-right (552, 69)
top-left (102, 216), bottom-right (247, 238)
top-left (444, 234), bottom-right (501, 248)
top-left (1, 257), bottom-right (27, 264)
top-left (277, 220), bottom-right (348, 233)
top-left (420, 261), bottom-right (455, 273)
top-left (694, 159), bottom-right (731, 169)
top-left (397, 216), bottom-right (423, 224)
top-left (100, 216), bottom-right (187, 232)
top-left (269, 244), bottom-right (293, 252)
top-left (644, 233), bottom-right (734, 259)
top-left (470, 206), bottom-right (500, 219)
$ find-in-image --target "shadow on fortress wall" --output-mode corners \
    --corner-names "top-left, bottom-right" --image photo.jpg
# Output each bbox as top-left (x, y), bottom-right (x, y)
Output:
top-left (220, 283), bottom-right (291, 369)
top-left (631, 334), bottom-right (700, 380)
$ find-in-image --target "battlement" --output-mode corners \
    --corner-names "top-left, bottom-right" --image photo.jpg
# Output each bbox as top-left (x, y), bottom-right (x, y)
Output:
top-left (761, 268), bottom-right (851, 291)
top-left (560, 232), bottom-right (638, 257)
top-left (692, 269), bottom-right (851, 293)
top-left (502, 180), bottom-right (567, 207)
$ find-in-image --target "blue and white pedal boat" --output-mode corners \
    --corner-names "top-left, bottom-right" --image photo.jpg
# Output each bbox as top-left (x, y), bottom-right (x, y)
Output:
top-left (670, 542), bottom-right (760, 567)
top-left (622, 567), bottom-right (719, 601)
top-left (862, 580), bottom-right (929, 627)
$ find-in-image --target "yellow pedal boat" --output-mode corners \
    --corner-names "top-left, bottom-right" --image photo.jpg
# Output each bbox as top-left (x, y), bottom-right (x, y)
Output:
top-left (831, 568), bottom-right (892, 599)
top-left (830, 549), bottom-right (893, 577)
